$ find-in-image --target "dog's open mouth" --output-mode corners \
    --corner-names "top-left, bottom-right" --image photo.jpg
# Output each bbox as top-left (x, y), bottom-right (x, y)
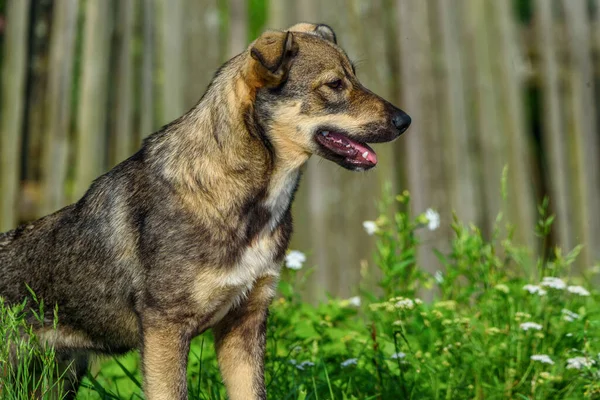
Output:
top-left (315, 130), bottom-right (377, 169)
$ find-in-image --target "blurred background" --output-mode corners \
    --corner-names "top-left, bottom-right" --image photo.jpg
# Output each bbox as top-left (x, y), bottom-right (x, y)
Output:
top-left (0, 0), bottom-right (599, 298)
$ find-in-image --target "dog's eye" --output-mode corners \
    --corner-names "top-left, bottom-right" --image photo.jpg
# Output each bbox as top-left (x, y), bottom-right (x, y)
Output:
top-left (325, 79), bottom-right (343, 90)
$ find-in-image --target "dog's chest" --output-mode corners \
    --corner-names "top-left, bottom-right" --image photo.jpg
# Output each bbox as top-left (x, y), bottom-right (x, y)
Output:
top-left (225, 174), bottom-right (298, 287)
top-left (264, 168), bottom-right (299, 230)
top-left (194, 171), bottom-right (298, 326)
top-left (201, 220), bottom-right (288, 328)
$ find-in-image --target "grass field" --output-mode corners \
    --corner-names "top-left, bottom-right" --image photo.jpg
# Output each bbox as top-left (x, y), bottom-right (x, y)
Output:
top-left (2, 188), bottom-right (600, 399)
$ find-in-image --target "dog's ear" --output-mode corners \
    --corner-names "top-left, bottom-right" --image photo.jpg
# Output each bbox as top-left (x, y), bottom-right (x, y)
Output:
top-left (249, 30), bottom-right (298, 87)
top-left (286, 23), bottom-right (337, 44)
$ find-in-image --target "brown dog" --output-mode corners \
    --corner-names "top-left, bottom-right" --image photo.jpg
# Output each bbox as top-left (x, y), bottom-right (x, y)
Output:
top-left (0, 23), bottom-right (410, 399)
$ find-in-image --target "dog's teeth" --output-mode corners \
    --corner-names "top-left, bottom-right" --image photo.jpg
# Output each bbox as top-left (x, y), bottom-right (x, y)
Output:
top-left (362, 151), bottom-right (369, 159)
top-left (345, 144), bottom-right (351, 148)
top-left (321, 131), bottom-right (329, 136)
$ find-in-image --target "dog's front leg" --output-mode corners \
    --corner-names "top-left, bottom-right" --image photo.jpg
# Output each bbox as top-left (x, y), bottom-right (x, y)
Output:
top-left (213, 275), bottom-right (278, 400)
top-left (141, 320), bottom-right (190, 400)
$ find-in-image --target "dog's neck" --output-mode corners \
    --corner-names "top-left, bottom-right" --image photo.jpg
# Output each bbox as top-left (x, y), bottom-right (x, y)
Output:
top-left (145, 54), bottom-right (307, 221)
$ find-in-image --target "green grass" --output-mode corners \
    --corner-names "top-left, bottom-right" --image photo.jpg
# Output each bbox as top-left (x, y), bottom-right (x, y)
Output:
top-left (2, 186), bottom-right (600, 399)
top-left (0, 295), bottom-right (66, 399)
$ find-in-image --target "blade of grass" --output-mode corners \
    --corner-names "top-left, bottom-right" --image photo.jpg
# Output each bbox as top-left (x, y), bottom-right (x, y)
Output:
top-left (114, 357), bottom-right (142, 388)
top-left (312, 376), bottom-right (320, 400)
top-left (321, 361), bottom-right (334, 400)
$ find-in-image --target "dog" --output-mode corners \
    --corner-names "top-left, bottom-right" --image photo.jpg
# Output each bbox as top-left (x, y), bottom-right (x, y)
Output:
top-left (0, 22), bottom-right (410, 399)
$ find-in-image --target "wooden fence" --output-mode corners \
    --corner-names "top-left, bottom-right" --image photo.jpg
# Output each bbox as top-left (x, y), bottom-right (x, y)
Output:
top-left (0, 0), bottom-right (599, 298)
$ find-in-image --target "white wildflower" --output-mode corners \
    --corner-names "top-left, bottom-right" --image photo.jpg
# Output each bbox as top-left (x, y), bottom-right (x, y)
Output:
top-left (541, 277), bottom-right (566, 290)
top-left (341, 358), bottom-right (358, 368)
top-left (531, 354), bottom-right (554, 365)
top-left (523, 284), bottom-right (547, 296)
top-left (362, 221), bottom-right (378, 235)
top-left (562, 309), bottom-right (580, 322)
top-left (391, 352), bottom-right (406, 360)
top-left (296, 360), bottom-right (315, 370)
top-left (395, 298), bottom-right (415, 310)
top-left (567, 357), bottom-right (595, 370)
top-left (425, 208), bottom-right (440, 231)
top-left (434, 270), bottom-right (444, 284)
top-left (347, 296), bottom-right (361, 307)
top-left (520, 322), bottom-right (543, 331)
top-left (285, 250), bottom-right (306, 270)
top-left (567, 285), bottom-right (590, 297)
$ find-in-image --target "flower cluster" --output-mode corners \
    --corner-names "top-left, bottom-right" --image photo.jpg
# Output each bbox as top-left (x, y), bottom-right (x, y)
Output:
top-left (561, 308), bottom-right (580, 322)
top-left (289, 359), bottom-right (315, 370)
top-left (347, 296), bottom-right (361, 307)
top-left (285, 250), bottom-right (306, 270)
top-left (338, 296), bottom-right (362, 308)
top-left (370, 296), bottom-right (422, 313)
top-left (523, 284), bottom-right (547, 296)
top-left (540, 277), bottom-right (567, 290)
top-left (566, 357), bottom-right (595, 370)
top-left (362, 220), bottom-right (378, 236)
top-left (520, 322), bottom-right (543, 331)
top-left (531, 354), bottom-right (554, 365)
top-left (424, 209), bottom-right (440, 231)
top-left (341, 358), bottom-right (358, 368)
top-left (523, 278), bottom-right (591, 297)
top-left (567, 285), bottom-right (590, 296)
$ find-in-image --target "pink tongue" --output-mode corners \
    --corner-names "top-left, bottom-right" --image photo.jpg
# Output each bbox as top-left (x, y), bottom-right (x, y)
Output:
top-left (350, 140), bottom-right (377, 164)
top-left (320, 131), bottom-right (378, 164)
top-left (327, 132), bottom-right (377, 164)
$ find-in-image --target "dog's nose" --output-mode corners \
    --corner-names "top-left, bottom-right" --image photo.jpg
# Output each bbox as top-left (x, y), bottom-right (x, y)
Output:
top-left (392, 112), bottom-right (411, 134)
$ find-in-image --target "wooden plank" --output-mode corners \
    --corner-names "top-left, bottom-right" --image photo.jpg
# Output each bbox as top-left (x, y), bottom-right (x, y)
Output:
top-left (157, 0), bottom-right (185, 124)
top-left (396, 0), bottom-right (432, 218)
top-left (562, 0), bottom-right (600, 267)
top-left (436, 0), bottom-right (479, 225)
top-left (23, 1), bottom-right (52, 184)
top-left (140, 0), bottom-right (155, 138)
top-left (73, 0), bottom-right (112, 200)
top-left (493, 0), bottom-right (536, 248)
top-left (462, 1), bottom-right (506, 237)
top-left (396, 0), bottom-right (448, 285)
top-left (534, 0), bottom-right (573, 252)
top-left (228, 0), bottom-right (248, 58)
top-left (0, 0), bottom-right (31, 231)
top-left (267, 0), bottom-right (297, 30)
top-left (113, 0), bottom-right (135, 164)
top-left (41, 0), bottom-right (79, 215)
top-left (184, 0), bottom-right (221, 109)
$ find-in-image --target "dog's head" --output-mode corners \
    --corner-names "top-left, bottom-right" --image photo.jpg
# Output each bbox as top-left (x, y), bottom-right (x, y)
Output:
top-left (245, 23), bottom-right (411, 171)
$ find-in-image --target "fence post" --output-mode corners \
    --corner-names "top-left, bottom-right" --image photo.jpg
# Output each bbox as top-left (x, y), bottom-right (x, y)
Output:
top-left (562, 0), bottom-right (600, 268)
top-left (73, 0), bottom-right (112, 201)
top-left (113, 0), bottom-right (135, 165)
top-left (41, 0), bottom-right (79, 215)
top-left (534, 0), bottom-right (573, 253)
top-left (0, 0), bottom-right (31, 231)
